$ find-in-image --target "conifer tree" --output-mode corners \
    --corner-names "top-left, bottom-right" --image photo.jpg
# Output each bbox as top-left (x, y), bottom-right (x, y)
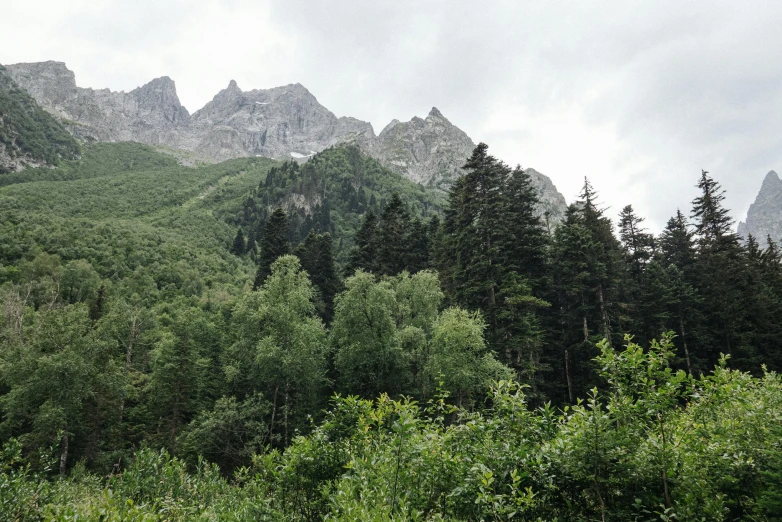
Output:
top-left (500, 166), bottom-right (549, 288)
top-left (618, 205), bottom-right (654, 278)
top-left (295, 230), bottom-right (342, 322)
top-left (549, 180), bottom-right (627, 401)
top-left (231, 228), bottom-right (246, 255)
top-left (690, 170), bottom-right (749, 369)
top-left (254, 208), bottom-right (290, 290)
top-left (656, 211), bottom-right (701, 373)
top-left (376, 192), bottom-right (411, 276)
top-left (658, 210), bottom-right (696, 271)
top-left (404, 217), bottom-right (430, 274)
top-left (345, 209), bottom-right (378, 276)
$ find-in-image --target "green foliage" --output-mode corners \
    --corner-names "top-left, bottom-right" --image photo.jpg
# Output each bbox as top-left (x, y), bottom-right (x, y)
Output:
top-left (235, 145), bottom-right (444, 266)
top-left (3, 136), bottom-right (782, 520)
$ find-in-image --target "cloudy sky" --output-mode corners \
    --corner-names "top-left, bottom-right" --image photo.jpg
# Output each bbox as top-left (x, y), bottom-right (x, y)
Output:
top-left (3, 0), bottom-right (780, 231)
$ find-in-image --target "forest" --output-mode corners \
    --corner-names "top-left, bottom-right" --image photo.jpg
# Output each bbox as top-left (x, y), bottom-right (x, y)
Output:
top-left (1, 141), bottom-right (782, 520)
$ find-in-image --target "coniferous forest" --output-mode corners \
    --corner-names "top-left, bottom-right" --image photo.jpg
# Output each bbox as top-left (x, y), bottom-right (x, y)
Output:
top-left (2, 141), bottom-right (782, 520)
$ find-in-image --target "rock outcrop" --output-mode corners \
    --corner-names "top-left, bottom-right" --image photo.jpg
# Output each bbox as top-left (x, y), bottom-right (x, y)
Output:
top-left (0, 63), bottom-right (80, 173)
top-left (5, 60), bottom-right (568, 220)
top-left (185, 80), bottom-right (376, 161)
top-left (738, 170), bottom-right (782, 246)
top-left (368, 107), bottom-right (476, 190)
top-left (5, 61), bottom-right (189, 145)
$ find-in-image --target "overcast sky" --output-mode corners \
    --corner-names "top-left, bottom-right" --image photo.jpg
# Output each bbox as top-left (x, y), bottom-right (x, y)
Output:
top-left (3, 0), bottom-right (781, 231)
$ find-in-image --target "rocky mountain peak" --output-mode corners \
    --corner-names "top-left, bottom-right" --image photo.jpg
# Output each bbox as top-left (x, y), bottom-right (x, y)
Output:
top-left (760, 170), bottom-right (780, 191)
top-left (371, 107), bottom-right (476, 188)
top-left (428, 106), bottom-right (444, 119)
top-left (738, 170), bottom-right (782, 246)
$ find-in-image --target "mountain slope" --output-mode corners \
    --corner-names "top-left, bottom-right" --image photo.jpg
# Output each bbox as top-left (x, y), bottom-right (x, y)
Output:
top-left (6, 61), bottom-right (569, 221)
top-left (0, 64), bottom-right (79, 173)
top-left (738, 170), bottom-right (782, 245)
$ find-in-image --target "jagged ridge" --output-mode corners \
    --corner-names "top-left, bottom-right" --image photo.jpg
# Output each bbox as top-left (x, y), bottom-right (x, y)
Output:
top-left (5, 61), bottom-right (568, 220)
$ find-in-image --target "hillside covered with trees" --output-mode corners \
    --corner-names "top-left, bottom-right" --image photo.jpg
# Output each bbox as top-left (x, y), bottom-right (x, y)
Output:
top-left (1, 141), bottom-right (782, 520)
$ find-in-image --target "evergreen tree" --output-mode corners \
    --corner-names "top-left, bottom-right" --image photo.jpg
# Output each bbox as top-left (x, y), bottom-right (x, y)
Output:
top-left (345, 209), bottom-right (378, 276)
top-left (618, 205), bottom-right (655, 278)
top-left (500, 166), bottom-right (549, 287)
top-left (376, 193), bottom-right (411, 276)
top-left (253, 208), bottom-right (290, 290)
top-left (690, 170), bottom-right (750, 370)
top-left (549, 180), bottom-right (627, 401)
top-left (658, 210), bottom-right (696, 271)
top-left (404, 217), bottom-right (430, 274)
top-left (295, 230), bottom-right (342, 322)
top-left (656, 211), bottom-right (701, 373)
top-left (230, 228), bottom-right (246, 255)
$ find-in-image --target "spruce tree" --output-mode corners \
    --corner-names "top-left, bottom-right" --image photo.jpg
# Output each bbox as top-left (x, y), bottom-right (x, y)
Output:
top-left (376, 192), bottom-right (411, 276)
top-left (549, 180), bottom-right (627, 401)
top-left (618, 205), bottom-right (654, 278)
top-left (345, 210), bottom-right (378, 276)
top-left (690, 170), bottom-right (750, 370)
top-left (295, 230), bottom-right (342, 322)
top-left (254, 208), bottom-right (290, 290)
top-left (500, 166), bottom-right (549, 287)
top-left (404, 218), bottom-right (430, 274)
top-left (231, 228), bottom-right (246, 256)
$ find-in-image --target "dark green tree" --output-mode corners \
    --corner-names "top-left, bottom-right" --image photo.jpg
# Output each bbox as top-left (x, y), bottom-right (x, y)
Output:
top-left (376, 193), bottom-right (411, 276)
top-left (230, 228), bottom-right (246, 256)
top-left (345, 209), bottom-right (378, 276)
top-left (295, 230), bottom-right (342, 323)
top-left (690, 170), bottom-right (751, 370)
top-left (253, 208), bottom-right (290, 290)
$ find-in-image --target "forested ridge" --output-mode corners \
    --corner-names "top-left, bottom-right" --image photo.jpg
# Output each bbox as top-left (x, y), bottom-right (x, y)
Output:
top-left (1, 141), bottom-right (782, 520)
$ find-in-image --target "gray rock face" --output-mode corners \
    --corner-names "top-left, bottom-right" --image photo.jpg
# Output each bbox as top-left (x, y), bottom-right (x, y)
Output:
top-left (525, 168), bottom-right (569, 227)
top-left (368, 107), bottom-right (476, 189)
top-left (5, 61), bottom-right (568, 220)
top-left (5, 61), bottom-right (189, 145)
top-left (364, 108), bottom-right (568, 221)
top-left (738, 170), bottom-right (782, 246)
top-left (186, 80), bottom-right (376, 161)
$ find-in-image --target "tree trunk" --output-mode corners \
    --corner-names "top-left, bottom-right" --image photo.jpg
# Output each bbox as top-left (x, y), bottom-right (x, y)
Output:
top-left (597, 284), bottom-right (611, 344)
top-left (679, 313), bottom-right (692, 376)
top-left (59, 431), bottom-right (69, 475)
top-left (565, 349), bottom-right (574, 404)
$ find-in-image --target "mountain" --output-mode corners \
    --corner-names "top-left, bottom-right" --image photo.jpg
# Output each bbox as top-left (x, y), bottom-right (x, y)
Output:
top-left (366, 107), bottom-right (475, 190)
top-left (5, 61), bottom-right (189, 147)
top-left (0, 64), bottom-right (80, 173)
top-left (184, 80), bottom-right (375, 161)
top-left (738, 170), bottom-right (782, 246)
top-left (4, 61), bottom-right (373, 162)
top-left (363, 108), bottom-right (567, 222)
top-left (5, 61), bottom-right (568, 220)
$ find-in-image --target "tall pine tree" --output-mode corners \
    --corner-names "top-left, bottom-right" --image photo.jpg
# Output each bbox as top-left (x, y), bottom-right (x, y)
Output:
top-left (254, 208), bottom-right (290, 290)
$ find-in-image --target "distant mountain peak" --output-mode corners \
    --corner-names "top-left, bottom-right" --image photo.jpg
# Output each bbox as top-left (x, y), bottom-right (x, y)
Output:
top-left (428, 106), bottom-right (444, 118)
top-left (738, 169), bottom-right (782, 246)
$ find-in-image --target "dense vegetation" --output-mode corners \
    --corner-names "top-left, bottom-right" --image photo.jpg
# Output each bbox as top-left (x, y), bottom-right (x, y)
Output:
top-left (2, 141), bottom-right (782, 520)
top-left (0, 65), bottom-right (80, 172)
